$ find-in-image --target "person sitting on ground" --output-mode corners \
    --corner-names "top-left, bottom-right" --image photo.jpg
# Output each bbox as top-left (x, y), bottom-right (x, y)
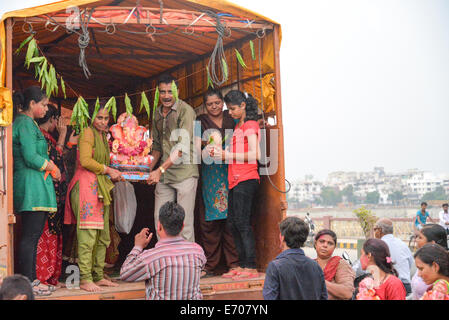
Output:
top-left (373, 218), bottom-right (414, 295)
top-left (414, 243), bottom-right (449, 300)
top-left (411, 223), bottom-right (448, 300)
top-left (357, 238), bottom-right (406, 300)
top-left (314, 229), bottom-right (355, 300)
top-left (0, 275), bottom-right (35, 300)
top-left (120, 201), bottom-right (207, 300)
top-left (263, 216), bottom-right (327, 300)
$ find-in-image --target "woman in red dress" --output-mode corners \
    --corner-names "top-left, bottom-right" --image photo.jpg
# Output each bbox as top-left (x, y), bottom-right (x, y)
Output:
top-left (35, 104), bottom-right (69, 289)
top-left (357, 238), bottom-right (406, 300)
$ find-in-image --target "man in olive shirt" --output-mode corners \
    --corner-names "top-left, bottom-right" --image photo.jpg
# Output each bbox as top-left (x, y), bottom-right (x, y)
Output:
top-left (147, 74), bottom-right (199, 242)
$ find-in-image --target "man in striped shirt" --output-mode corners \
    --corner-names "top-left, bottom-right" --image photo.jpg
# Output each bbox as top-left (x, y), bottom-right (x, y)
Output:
top-left (120, 201), bottom-right (206, 300)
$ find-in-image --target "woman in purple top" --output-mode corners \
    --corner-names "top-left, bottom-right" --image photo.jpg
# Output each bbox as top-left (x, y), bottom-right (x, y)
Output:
top-left (411, 224), bottom-right (448, 299)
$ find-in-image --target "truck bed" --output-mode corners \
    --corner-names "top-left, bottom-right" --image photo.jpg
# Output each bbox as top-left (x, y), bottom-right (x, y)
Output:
top-left (35, 274), bottom-right (265, 300)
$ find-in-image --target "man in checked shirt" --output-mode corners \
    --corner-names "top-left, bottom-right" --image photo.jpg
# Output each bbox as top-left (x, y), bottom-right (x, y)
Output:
top-left (120, 201), bottom-right (206, 300)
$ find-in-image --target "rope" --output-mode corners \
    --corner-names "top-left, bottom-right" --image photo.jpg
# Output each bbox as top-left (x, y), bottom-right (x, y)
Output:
top-left (159, 0), bottom-right (164, 24)
top-left (78, 9), bottom-right (93, 79)
top-left (256, 37), bottom-right (291, 194)
top-left (204, 10), bottom-right (228, 87)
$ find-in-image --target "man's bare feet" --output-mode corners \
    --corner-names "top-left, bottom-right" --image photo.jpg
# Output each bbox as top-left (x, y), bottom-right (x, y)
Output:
top-left (80, 280), bottom-right (104, 292)
top-left (95, 278), bottom-right (119, 287)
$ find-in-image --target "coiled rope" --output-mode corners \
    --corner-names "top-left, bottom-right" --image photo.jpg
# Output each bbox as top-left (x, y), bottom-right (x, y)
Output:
top-left (204, 10), bottom-right (230, 87)
top-left (78, 9), bottom-right (93, 79)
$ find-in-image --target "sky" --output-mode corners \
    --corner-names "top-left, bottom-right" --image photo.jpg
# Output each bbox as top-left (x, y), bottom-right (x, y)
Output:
top-left (2, 0), bottom-right (449, 182)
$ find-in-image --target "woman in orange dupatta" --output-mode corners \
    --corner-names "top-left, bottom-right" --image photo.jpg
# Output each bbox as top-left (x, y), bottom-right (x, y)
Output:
top-left (314, 229), bottom-right (355, 300)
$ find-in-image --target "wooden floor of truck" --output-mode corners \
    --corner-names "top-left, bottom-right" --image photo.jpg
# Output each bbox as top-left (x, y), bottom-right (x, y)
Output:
top-left (35, 273), bottom-right (265, 300)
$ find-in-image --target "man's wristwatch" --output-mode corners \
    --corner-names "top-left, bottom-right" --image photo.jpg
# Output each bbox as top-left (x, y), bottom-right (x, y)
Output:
top-left (159, 166), bottom-right (165, 174)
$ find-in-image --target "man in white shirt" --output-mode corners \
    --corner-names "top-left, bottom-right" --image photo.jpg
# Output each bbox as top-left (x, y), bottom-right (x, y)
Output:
top-left (439, 203), bottom-right (449, 235)
top-left (374, 218), bottom-right (414, 295)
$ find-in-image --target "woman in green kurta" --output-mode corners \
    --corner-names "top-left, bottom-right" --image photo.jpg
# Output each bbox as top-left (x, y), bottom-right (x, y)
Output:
top-left (64, 106), bottom-right (123, 292)
top-left (13, 86), bottom-right (61, 291)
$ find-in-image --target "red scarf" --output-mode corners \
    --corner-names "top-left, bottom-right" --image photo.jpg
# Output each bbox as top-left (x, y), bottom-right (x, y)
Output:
top-left (40, 129), bottom-right (63, 156)
top-left (322, 256), bottom-right (342, 281)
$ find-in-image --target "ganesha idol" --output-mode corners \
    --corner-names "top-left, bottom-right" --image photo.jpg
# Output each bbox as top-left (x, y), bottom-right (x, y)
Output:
top-left (109, 113), bottom-right (154, 180)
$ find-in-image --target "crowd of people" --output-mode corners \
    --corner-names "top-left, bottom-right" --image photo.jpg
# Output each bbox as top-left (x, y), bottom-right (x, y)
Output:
top-left (6, 73), bottom-right (263, 299)
top-left (262, 208), bottom-right (449, 300)
top-left (4, 73), bottom-right (449, 301)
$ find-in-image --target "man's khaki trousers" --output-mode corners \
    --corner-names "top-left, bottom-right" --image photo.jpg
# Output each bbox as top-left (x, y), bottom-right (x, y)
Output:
top-left (154, 177), bottom-right (198, 242)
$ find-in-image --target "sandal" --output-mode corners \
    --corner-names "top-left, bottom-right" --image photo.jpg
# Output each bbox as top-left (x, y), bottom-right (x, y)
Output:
top-left (31, 280), bottom-right (52, 297)
top-left (222, 268), bottom-right (242, 278)
top-left (33, 287), bottom-right (52, 297)
top-left (33, 280), bottom-right (57, 292)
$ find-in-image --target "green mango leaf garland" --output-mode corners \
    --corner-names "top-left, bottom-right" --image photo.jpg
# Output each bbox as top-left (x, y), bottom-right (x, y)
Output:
top-left (91, 97), bottom-right (100, 124)
top-left (222, 58), bottom-right (228, 81)
top-left (140, 91), bottom-right (150, 119)
top-left (15, 35), bottom-right (34, 55)
top-left (104, 96), bottom-right (117, 122)
top-left (171, 80), bottom-right (179, 102)
top-left (153, 86), bottom-right (160, 119)
top-left (250, 40), bottom-right (256, 60)
top-left (235, 49), bottom-right (247, 69)
top-left (124, 93), bottom-right (133, 116)
top-left (206, 66), bottom-right (214, 89)
top-left (60, 77), bottom-right (67, 99)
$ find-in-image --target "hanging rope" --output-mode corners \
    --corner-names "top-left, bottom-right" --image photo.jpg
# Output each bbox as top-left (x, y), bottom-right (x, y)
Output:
top-left (78, 9), bottom-right (93, 79)
top-left (159, 0), bottom-right (164, 24)
top-left (204, 10), bottom-right (230, 87)
top-left (256, 37), bottom-right (291, 194)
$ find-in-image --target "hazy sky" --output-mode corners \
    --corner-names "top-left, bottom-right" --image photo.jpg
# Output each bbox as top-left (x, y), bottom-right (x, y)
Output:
top-left (2, 0), bottom-right (449, 182)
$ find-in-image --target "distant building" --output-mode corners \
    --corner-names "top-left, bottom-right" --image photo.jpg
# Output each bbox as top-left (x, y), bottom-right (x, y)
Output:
top-left (404, 171), bottom-right (447, 199)
top-left (290, 167), bottom-right (448, 207)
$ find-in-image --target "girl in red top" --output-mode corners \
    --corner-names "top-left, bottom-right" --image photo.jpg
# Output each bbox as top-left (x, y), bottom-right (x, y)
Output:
top-left (210, 90), bottom-right (261, 280)
top-left (357, 238), bottom-right (406, 300)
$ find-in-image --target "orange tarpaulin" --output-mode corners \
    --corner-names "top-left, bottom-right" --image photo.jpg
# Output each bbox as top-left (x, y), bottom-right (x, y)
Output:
top-left (0, 0), bottom-right (281, 122)
top-left (1, 0), bottom-right (281, 86)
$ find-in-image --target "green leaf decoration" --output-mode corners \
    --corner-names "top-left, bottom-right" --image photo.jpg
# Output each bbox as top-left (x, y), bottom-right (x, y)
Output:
top-left (60, 77), bottom-right (67, 99)
top-left (206, 66), bottom-right (214, 89)
top-left (91, 97), bottom-right (100, 124)
top-left (153, 86), bottom-right (160, 119)
top-left (235, 49), bottom-right (247, 69)
top-left (222, 58), bottom-right (228, 81)
top-left (34, 63), bottom-right (40, 78)
top-left (15, 35), bottom-right (34, 55)
top-left (111, 97), bottom-right (117, 122)
top-left (171, 80), bottom-right (179, 102)
top-left (25, 39), bottom-right (37, 69)
top-left (49, 64), bottom-right (57, 96)
top-left (80, 96), bottom-right (91, 120)
top-left (44, 65), bottom-right (51, 89)
top-left (124, 93), bottom-right (133, 115)
top-left (39, 59), bottom-right (47, 82)
top-left (250, 40), bottom-right (256, 60)
top-left (140, 91), bottom-right (150, 119)
top-left (29, 56), bottom-right (45, 64)
top-left (104, 96), bottom-right (117, 121)
top-left (71, 96), bottom-right (90, 134)
top-left (104, 96), bottom-right (113, 112)
top-left (70, 100), bottom-right (79, 126)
